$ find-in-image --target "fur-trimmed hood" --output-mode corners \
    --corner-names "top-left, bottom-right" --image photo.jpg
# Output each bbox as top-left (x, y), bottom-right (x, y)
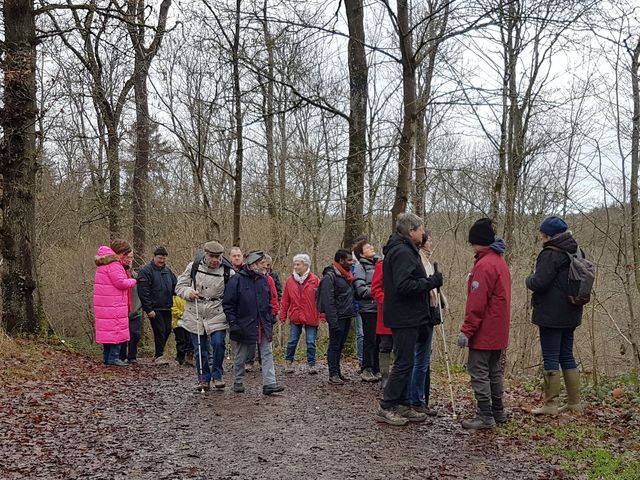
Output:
top-left (95, 246), bottom-right (120, 266)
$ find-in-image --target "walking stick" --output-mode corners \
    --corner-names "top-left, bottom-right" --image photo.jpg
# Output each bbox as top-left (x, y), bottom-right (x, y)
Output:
top-left (195, 296), bottom-right (205, 394)
top-left (434, 263), bottom-right (457, 419)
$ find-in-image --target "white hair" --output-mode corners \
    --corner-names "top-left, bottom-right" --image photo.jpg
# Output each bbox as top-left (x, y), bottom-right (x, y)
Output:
top-left (293, 253), bottom-right (311, 267)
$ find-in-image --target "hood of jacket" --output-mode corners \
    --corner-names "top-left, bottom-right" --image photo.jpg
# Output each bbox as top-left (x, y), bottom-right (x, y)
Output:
top-left (383, 233), bottom-right (418, 257)
top-left (544, 231), bottom-right (578, 253)
top-left (95, 246), bottom-right (119, 266)
top-left (489, 238), bottom-right (507, 255)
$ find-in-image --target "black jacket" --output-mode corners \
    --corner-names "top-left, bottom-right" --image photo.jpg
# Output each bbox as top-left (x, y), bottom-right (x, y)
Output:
top-left (319, 265), bottom-right (355, 328)
top-left (270, 270), bottom-right (283, 301)
top-left (353, 257), bottom-right (378, 314)
top-left (382, 233), bottom-right (439, 329)
top-left (137, 262), bottom-right (177, 312)
top-left (526, 231), bottom-right (583, 329)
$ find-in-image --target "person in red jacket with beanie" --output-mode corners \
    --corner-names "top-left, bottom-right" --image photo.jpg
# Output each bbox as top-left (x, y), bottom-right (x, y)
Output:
top-left (371, 260), bottom-right (392, 388)
top-left (280, 254), bottom-right (321, 374)
top-left (458, 218), bottom-right (511, 429)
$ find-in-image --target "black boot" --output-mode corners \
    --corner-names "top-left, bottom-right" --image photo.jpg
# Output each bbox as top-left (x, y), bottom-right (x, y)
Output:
top-left (462, 403), bottom-right (496, 430)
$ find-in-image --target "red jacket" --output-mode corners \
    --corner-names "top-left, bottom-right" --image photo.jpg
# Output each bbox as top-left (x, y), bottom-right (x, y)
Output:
top-left (267, 273), bottom-right (279, 317)
top-left (461, 245), bottom-right (511, 350)
top-left (279, 272), bottom-right (321, 327)
top-left (371, 261), bottom-right (392, 336)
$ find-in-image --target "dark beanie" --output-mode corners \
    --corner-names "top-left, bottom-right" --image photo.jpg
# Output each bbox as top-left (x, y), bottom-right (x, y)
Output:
top-left (539, 216), bottom-right (568, 236)
top-left (153, 246), bottom-right (169, 256)
top-left (468, 218), bottom-right (495, 246)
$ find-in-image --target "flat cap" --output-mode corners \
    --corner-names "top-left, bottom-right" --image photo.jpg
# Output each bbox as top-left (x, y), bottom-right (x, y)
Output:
top-left (203, 241), bottom-right (224, 255)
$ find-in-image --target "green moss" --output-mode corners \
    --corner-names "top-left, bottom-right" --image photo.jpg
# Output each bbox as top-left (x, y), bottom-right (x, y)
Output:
top-left (535, 446), bottom-right (640, 480)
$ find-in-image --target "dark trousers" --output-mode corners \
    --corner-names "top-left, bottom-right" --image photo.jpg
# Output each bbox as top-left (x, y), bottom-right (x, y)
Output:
top-left (150, 310), bottom-right (172, 358)
top-left (380, 326), bottom-right (418, 409)
top-left (378, 334), bottom-right (393, 354)
top-left (539, 326), bottom-right (577, 371)
top-left (468, 349), bottom-right (504, 415)
top-left (327, 317), bottom-right (351, 377)
top-left (119, 316), bottom-right (142, 361)
top-left (174, 326), bottom-right (194, 362)
top-left (361, 312), bottom-right (379, 373)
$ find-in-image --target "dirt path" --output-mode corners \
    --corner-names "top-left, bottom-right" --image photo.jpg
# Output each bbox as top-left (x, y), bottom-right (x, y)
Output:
top-left (0, 352), bottom-right (564, 480)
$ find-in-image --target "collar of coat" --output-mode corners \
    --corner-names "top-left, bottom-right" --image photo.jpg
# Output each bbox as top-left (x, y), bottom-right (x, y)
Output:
top-left (95, 254), bottom-right (120, 266)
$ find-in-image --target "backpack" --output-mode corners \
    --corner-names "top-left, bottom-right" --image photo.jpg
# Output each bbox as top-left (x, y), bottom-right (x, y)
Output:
top-left (190, 250), bottom-right (231, 288)
top-left (315, 271), bottom-right (335, 313)
top-left (547, 246), bottom-right (595, 306)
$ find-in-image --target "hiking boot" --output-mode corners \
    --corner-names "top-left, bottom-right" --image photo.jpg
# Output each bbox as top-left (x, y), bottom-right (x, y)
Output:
top-left (245, 361), bottom-right (255, 372)
top-left (558, 368), bottom-right (583, 413)
top-left (127, 359), bottom-right (138, 365)
top-left (184, 352), bottom-right (195, 367)
top-left (329, 375), bottom-right (344, 385)
top-left (532, 370), bottom-right (561, 415)
top-left (110, 359), bottom-right (129, 367)
top-left (376, 407), bottom-right (409, 426)
top-left (493, 409), bottom-right (509, 424)
top-left (462, 414), bottom-right (496, 430)
top-left (374, 371), bottom-right (382, 380)
top-left (233, 383), bottom-right (245, 393)
top-left (212, 379), bottom-right (226, 389)
top-left (361, 368), bottom-right (377, 382)
top-left (194, 381), bottom-right (210, 392)
top-left (308, 365), bottom-right (319, 375)
top-left (412, 404), bottom-right (438, 417)
top-left (284, 360), bottom-right (295, 374)
top-left (396, 405), bottom-right (428, 422)
top-left (263, 384), bottom-right (285, 395)
top-left (338, 373), bottom-right (349, 382)
top-left (154, 356), bottom-right (170, 366)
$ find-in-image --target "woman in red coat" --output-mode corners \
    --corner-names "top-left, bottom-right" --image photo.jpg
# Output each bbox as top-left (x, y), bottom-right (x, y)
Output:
top-left (371, 260), bottom-right (392, 387)
top-left (280, 254), bottom-right (321, 374)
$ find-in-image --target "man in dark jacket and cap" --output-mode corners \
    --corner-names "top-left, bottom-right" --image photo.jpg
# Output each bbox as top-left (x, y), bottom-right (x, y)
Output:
top-left (137, 246), bottom-right (178, 365)
top-left (527, 216), bottom-right (584, 416)
top-left (376, 213), bottom-right (443, 426)
top-left (223, 250), bottom-right (284, 395)
top-left (458, 218), bottom-right (511, 429)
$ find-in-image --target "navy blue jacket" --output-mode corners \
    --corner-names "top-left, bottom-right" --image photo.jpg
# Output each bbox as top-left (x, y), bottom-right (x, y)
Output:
top-left (223, 265), bottom-right (275, 344)
top-left (318, 265), bottom-right (356, 328)
top-left (137, 262), bottom-right (177, 313)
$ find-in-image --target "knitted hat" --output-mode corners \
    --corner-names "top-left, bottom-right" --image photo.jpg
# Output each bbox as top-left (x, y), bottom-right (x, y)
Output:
top-left (468, 218), bottom-right (495, 246)
top-left (203, 241), bottom-right (224, 255)
top-left (539, 216), bottom-right (568, 236)
top-left (293, 254), bottom-right (311, 267)
top-left (153, 246), bottom-right (169, 256)
top-left (245, 250), bottom-right (265, 265)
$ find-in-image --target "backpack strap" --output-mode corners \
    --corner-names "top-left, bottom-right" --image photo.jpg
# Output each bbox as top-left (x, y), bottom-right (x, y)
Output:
top-left (190, 253), bottom-right (205, 288)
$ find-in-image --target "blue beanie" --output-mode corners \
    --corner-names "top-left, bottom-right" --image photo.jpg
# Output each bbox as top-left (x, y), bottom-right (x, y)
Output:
top-left (540, 216), bottom-right (568, 236)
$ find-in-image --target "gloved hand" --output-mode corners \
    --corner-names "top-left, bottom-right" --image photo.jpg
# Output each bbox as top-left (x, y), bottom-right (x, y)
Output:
top-left (457, 332), bottom-right (469, 348)
top-left (431, 271), bottom-right (443, 288)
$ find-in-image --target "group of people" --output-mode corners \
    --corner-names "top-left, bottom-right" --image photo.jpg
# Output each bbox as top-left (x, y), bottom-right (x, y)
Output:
top-left (93, 212), bottom-right (587, 428)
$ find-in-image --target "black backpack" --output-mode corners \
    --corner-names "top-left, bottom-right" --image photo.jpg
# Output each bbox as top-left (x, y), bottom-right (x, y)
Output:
top-left (190, 250), bottom-right (231, 288)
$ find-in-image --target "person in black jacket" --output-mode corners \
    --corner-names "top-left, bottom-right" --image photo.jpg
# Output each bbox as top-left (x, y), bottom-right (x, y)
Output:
top-left (527, 216), bottom-right (584, 416)
top-left (319, 249), bottom-right (356, 384)
top-left (376, 213), bottom-right (443, 426)
top-left (353, 239), bottom-right (380, 382)
top-left (137, 246), bottom-right (178, 364)
top-left (264, 254), bottom-right (283, 301)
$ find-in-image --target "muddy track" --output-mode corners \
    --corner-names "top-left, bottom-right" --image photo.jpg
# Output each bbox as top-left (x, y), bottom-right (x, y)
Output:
top-left (0, 354), bottom-right (564, 480)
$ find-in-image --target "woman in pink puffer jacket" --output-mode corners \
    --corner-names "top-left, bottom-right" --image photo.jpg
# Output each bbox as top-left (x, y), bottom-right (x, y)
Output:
top-left (94, 239), bottom-right (137, 366)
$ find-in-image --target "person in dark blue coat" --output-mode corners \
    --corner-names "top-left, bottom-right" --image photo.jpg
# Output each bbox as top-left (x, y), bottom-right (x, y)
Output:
top-left (137, 246), bottom-right (177, 364)
top-left (223, 250), bottom-right (284, 395)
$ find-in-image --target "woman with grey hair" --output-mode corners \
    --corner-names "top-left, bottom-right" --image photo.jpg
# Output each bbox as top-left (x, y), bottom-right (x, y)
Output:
top-left (279, 254), bottom-right (322, 374)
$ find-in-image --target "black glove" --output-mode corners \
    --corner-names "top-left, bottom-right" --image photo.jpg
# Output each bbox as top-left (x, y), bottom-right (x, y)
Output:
top-left (431, 271), bottom-right (443, 288)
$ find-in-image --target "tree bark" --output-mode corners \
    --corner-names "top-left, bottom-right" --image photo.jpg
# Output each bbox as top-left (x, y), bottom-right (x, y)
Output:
top-left (232, 0), bottom-right (243, 247)
top-left (629, 37), bottom-right (640, 296)
top-left (342, 0), bottom-right (368, 248)
top-left (0, 0), bottom-right (39, 334)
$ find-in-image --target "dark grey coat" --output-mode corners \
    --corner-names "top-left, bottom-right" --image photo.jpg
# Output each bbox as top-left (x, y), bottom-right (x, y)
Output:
top-left (353, 257), bottom-right (378, 314)
top-left (526, 231), bottom-right (584, 329)
top-left (319, 265), bottom-right (355, 328)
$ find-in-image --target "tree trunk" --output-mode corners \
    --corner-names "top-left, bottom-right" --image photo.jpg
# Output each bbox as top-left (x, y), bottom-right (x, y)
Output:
top-left (0, 0), bottom-right (39, 334)
top-left (106, 127), bottom-right (121, 238)
top-left (232, 0), bottom-right (243, 246)
top-left (630, 38), bottom-right (640, 296)
top-left (390, 0), bottom-right (416, 227)
top-left (342, 0), bottom-right (368, 248)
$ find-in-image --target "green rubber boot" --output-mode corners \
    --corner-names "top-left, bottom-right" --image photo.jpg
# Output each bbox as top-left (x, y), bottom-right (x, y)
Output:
top-left (558, 368), bottom-right (583, 413)
top-left (532, 370), bottom-right (561, 415)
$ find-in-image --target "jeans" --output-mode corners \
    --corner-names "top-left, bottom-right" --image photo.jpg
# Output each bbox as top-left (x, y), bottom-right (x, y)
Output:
top-left (285, 323), bottom-right (318, 366)
top-left (380, 326), bottom-right (418, 409)
top-left (361, 312), bottom-right (379, 373)
top-left (327, 317), bottom-right (351, 377)
top-left (467, 349), bottom-right (503, 415)
top-left (409, 324), bottom-right (434, 407)
top-left (103, 344), bottom-right (121, 365)
top-left (119, 316), bottom-right (141, 361)
top-left (539, 326), bottom-right (577, 371)
top-left (355, 313), bottom-right (364, 365)
top-left (234, 338), bottom-right (276, 386)
top-left (191, 330), bottom-right (226, 383)
top-left (150, 310), bottom-right (172, 358)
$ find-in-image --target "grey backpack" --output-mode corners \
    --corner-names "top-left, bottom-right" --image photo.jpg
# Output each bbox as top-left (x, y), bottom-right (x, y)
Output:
top-left (548, 246), bottom-right (595, 306)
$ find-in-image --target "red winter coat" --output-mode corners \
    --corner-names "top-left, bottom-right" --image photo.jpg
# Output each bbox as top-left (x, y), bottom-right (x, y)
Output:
top-left (461, 244), bottom-right (511, 350)
top-left (371, 261), bottom-right (391, 336)
top-left (279, 273), bottom-right (321, 327)
top-left (267, 273), bottom-right (280, 317)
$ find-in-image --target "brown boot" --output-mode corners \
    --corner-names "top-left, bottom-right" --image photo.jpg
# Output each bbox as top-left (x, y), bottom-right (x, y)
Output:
top-left (558, 368), bottom-right (583, 413)
top-left (532, 370), bottom-right (561, 415)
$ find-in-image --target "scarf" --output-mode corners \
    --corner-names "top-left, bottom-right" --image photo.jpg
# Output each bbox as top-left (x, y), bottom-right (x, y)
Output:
top-left (419, 250), bottom-right (439, 307)
top-left (333, 261), bottom-right (353, 284)
top-left (293, 269), bottom-right (310, 285)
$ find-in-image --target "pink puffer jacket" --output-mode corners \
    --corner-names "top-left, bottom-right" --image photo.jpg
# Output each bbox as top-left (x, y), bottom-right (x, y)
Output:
top-left (93, 246), bottom-right (137, 344)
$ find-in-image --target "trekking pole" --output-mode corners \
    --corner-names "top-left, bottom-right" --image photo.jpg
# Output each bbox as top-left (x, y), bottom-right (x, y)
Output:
top-left (434, 263), bottom-right (457, 419)
top-left (195, 295), bottom-right (205, 394)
